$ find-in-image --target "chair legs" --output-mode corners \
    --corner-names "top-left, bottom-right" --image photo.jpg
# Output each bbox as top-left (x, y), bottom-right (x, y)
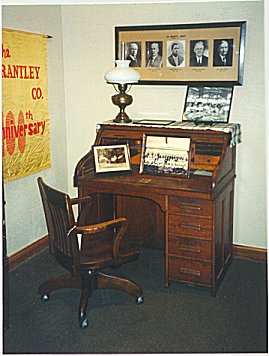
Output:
top-left (97, 272), bottom-right (143, 297)
top-left (78, 271), bottom-right (143, 329)
top-left (39, 271), bottom-right (143, 329)
top-left (78, 271), bottom-right (97, 329)
top-left (38, 273), bottom-right (82, 299)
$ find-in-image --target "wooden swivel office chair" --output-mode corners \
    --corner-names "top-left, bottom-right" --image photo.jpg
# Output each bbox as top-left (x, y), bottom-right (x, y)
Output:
top-left (37, 177), bottom-right (143, 329)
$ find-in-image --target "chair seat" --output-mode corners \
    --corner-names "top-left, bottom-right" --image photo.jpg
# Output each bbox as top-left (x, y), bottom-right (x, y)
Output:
top-left (80, 246), bottom-right (140, 271)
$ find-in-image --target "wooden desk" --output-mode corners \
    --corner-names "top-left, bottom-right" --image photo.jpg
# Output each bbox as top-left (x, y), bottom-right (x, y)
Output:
top-left (74, 122), bottom-right (240, 295)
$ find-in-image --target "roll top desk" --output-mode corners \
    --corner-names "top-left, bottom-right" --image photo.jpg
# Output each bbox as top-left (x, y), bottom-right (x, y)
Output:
top-left (74, 121), bottom-right (241, 295)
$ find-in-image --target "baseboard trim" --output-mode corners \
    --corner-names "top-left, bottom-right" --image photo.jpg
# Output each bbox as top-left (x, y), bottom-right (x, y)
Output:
top-left (8, 235), bottom-right (49, 271)
top-left (7, 237), bottom-right (267, 271)
top-left (233, 244), bottom-right (267, 262)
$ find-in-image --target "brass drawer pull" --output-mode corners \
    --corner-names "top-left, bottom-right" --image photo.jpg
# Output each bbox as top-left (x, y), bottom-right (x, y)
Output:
top-left (180, 246), bottom-right (201, 254)
top-left (178, 204), bottom-right (202, 211)
top-left (179, 223), bottom-right (202, 231)
top-left (180, 267), bottom-right (201, 277)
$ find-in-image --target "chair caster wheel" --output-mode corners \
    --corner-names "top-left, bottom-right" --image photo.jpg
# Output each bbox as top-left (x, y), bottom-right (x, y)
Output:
top-left (136, 295), bottom-right (144, 305)
top-left (41, 294), bottom-right (49, 302)
top-left (79, 317), bottom-right (89, 329)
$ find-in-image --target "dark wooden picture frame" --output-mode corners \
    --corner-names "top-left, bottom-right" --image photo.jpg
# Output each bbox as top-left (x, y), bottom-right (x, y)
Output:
top-left (115, 21), bottom-right (246, 85)
top-left (93, 144), bottom-right (131, 174)
top-left (183, 86), bottom-right (234, 124)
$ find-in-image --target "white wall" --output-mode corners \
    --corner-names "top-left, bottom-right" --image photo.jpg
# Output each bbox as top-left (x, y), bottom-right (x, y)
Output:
top-left (2, 1), bottom-right (267, 255)
top-left (2, 5), bottom-right (68, 255)
top-left (62, 1), bottom-right (266, 249)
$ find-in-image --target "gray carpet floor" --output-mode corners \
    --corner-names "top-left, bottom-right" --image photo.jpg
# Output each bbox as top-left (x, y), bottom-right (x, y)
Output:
top-left (3, 248), bottom-right (268, 354)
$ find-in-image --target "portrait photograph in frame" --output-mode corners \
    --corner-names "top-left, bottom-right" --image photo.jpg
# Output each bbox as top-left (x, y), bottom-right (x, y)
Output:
top-left (93, 144), bottom-right (131, 174)
top-left (182, 86), bottom-right (234, 124)
top-left (115, 21), bottom-right (246, 85)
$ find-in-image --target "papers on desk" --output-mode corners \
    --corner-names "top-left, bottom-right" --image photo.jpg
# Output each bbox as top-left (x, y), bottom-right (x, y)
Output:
top-left (193, 169), bottom-right (213, 176)
top-left (146, 136), bottom-right (191, 151)
top-left (139, 135), bottom-right (191, 178)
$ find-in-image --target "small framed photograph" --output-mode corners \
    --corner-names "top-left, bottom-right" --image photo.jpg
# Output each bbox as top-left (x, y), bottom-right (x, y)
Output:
top-left (183, 86), bottom-right (233, 124)
top-left (93, 144), bottom-right (131, 174)
top-left (139, 135), bottom-right (191, 178)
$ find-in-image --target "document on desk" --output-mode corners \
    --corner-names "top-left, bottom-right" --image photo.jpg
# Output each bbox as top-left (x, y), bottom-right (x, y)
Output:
top-left (146, 136), bottom-right (190, 151)
top-left (139, 135), bottom-right (191, 177)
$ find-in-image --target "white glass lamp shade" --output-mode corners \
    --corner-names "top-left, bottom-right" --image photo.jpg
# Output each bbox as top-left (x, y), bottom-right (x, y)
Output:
top-left (104, 60), bottom-right (140, 84)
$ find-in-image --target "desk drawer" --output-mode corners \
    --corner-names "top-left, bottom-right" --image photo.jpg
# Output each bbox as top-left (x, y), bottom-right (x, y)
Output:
top-left (169, 256), bottom-right (211, 286)
top-left (169, 214), bottom-right (212, 239)
top-left (169, 197), bottom-right (212, 216)
top-left (169, 235), bottom-right (211, 260)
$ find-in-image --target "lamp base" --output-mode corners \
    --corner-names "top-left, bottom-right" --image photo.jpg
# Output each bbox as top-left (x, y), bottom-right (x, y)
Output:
top-left (113, 113), bottom-right (132, 123)
top-left (112, 84), bottom-right (133, 124)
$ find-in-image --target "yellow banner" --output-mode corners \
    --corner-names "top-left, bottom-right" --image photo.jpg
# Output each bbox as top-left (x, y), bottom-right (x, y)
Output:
top-left (2, 28), bottom-right (51, 182)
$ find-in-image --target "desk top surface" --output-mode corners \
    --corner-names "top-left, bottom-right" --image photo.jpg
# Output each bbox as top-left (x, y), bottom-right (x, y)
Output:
top-left (77, 166), bottom-right (213, 200)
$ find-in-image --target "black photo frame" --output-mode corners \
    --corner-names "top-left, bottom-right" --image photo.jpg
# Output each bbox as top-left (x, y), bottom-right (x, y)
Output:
top-left (93, 144), bottom-right (131, 174)
top-left (115, 21), bottom-right (246, 85)
top-left (182, 86), bottom-right (234, 124)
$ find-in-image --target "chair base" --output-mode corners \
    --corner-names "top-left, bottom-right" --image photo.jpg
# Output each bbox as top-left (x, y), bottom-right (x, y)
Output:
top-left (38, 273), bottom-right (82, 295)
top-left (38, 271), bottom-right (143, 328)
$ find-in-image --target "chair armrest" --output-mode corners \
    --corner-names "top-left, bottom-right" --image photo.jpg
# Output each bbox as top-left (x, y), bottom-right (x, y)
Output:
top-left (76, 217), bottom-right (128, 265)
top-left (76, 217), bottom-right (127, 236)
top-left (70, 196), bottom-right (92, 205)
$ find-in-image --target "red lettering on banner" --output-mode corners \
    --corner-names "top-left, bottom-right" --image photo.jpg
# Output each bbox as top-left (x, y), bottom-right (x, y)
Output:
top-left (6, 111), bottom-right (16, 156)
top-left (2, 45), bottom-right (11, 58)
top-left (25, 110), bottom-right (33, 120)
top-left (32, 87), bottom-right (43, 100)
top-left (2, 110), bottom-right (46, 156)
top-left (2, 64), bottom-right (40, 79)
top-left (18, 110), bottom-right (26, 153)
top-left (28, 123), bottom-right (33, 136)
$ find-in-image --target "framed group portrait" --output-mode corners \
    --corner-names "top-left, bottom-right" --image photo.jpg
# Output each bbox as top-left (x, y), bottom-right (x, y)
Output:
top-left (139, 135), bottom-right (191, 178)
top-left (115, 21), bottom-right (246, 85)
top-left (183, 86), bottom-right (234, 124)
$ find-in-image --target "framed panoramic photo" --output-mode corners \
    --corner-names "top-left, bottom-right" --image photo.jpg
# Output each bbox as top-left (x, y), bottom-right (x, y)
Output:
top-left (93, 144), bottom-right (131, 174)
top-left (139, 135), bottom-right (191, 178)
top-left (183, 86), bottom-right (233, 124)
top-left (115, 21), bottom-right (246, 85)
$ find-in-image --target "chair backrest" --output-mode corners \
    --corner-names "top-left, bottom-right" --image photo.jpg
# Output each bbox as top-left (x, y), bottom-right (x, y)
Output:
top-left (37, 177), bottom-right (80, 274)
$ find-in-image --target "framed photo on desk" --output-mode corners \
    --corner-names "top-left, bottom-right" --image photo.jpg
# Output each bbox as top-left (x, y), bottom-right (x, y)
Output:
top-left (93, 144), bottom-right (131, 174)
top-left (139, 135), bottom-right (191, 177)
